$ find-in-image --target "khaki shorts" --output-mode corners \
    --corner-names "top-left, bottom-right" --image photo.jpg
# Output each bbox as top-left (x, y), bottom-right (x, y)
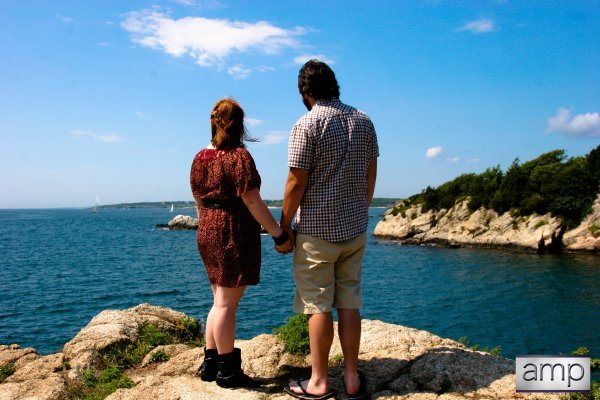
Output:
top-left (293, 232), bottom-right (367, 314)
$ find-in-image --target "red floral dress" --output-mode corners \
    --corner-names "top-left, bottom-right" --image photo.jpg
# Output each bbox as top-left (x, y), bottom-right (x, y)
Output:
top-left (190, 146), bottom-right (262, 287)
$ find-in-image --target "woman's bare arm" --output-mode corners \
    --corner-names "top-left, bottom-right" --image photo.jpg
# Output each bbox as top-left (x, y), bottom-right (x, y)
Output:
top-left (241, 188), bottom-right (292, 252)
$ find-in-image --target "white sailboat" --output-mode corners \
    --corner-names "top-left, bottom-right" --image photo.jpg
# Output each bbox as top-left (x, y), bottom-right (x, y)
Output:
top-left (170, 203), bottom-right (174, 213)
top-left (92, 194), bottom-right (100, 213)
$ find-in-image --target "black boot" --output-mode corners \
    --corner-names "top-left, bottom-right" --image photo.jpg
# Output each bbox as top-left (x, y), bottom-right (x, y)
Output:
top-left (216, 348), bottom-right (261, 388)
top-left (199, 347), bottom-right (218, 382)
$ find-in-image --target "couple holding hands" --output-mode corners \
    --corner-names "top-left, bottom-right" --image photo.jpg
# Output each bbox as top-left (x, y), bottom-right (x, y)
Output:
top-left (190, 60), bottom-right (378, 400)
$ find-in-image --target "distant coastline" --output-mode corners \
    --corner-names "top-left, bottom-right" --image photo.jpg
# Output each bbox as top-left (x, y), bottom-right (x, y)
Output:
top-left (99, 201), bottom-right (196, 209)
top-left (98, 198), bottom-right (402, 209)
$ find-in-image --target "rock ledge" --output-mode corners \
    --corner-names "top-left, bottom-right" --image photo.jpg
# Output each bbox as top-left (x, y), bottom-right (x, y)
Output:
top-left (0, 304), bottom-right (563, 399)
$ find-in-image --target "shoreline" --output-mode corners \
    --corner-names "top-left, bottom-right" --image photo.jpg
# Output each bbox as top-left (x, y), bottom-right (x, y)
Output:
top-left (373, 234), bottom-right (600, 255)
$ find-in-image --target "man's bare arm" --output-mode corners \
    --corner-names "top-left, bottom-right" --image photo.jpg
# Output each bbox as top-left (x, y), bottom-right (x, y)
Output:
top-left (280, 167), bottom-right (310, 245)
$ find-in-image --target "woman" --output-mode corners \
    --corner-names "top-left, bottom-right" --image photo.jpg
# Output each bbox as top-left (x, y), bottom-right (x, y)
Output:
top-left (190, 98), bottom-right (292, 388)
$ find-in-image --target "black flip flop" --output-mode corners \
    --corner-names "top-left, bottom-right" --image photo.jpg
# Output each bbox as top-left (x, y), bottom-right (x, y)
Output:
top-left (342, 370), bottom-right (371, 400)
top-left (283, 380), bottom-right (335, 400)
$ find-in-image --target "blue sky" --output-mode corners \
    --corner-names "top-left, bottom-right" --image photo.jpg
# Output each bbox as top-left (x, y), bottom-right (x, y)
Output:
top-left (1, 1), bottom-right (598, 208)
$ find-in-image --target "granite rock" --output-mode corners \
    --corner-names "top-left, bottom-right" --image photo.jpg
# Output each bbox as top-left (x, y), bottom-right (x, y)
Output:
top-left (0, 305), bottom-right (567, 400)
top-left (374, 194), bottom-right (600, 253)
top-left (167, 215), bottom-right (198, 230)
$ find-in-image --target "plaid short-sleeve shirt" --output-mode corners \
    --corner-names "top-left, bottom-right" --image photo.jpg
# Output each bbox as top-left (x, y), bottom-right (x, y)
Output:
top-left (288, 98), bottom-right (379, 242)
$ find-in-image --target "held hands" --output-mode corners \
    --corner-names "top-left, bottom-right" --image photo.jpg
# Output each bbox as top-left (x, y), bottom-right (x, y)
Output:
top-left (275, 238), bottom-right (293, 254)
top-left (274, 226), bottom-right (295, 255)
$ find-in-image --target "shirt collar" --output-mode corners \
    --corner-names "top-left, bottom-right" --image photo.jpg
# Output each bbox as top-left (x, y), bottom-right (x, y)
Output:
top-left (315, 98), bottom-right (340, 106)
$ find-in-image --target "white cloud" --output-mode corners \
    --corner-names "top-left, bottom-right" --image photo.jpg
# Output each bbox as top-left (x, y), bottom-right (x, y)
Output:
top-left (98, 42), bottom-right (110, 47)
top-left (293, 54), bottom-right (335, 65)
top-left (262, 131), bottom-right (287, 145)
top-left (228, 64), bottom-right (252, 79)
top-left (425, 146), bottom-right (443, 158)
top-left (256, 65), bottom-right (276, 72)
top-left (227, 64), bottom-right (277, 79)
top-left (172, 0), bottom-right (223, 8)
top-left (545, 107), bottom-right (600, 138)
top-left (172, 0), bottom-right (197, 5)
top-left (458, 18), bottom-right (495, 34)
top-left (56, 14), bottom-right (73, 23)
top-left (467, 158), bottom-right (481, 163)
top-left (70, 130), bottom-right (125, 143)
top-left (446, 156), bottom-right (460, 163)
top-left (122, 8), bottom-right (306, 68)
top-left (245, 118), bottom-right (263, 128)
top-left (96, 134), bottom-right (125, 143)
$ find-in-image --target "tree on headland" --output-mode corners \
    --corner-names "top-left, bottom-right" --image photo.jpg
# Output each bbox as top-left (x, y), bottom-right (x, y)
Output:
top-left (410, 145), bottom-right (600, 229)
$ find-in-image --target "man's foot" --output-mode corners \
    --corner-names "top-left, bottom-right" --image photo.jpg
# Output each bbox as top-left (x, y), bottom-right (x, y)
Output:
top-left (342, 370), bottom-right (371, 400)
top-left (283, 379), bottom-right (334, 400)
top-left (343, 371), bottom-right (360, 395)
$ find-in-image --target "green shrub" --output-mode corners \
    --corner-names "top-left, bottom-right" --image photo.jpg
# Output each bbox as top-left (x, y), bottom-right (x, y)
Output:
top-left (151, 350), bottom-right (170, 363)
top-left (329, 353), bottom-right (344, 367)
top-left (81, 369), bottom-right (98, 387)
top-left (535, 220), bottom-right (548, 229)
top-left (67, 320), bottom-right (206, 399)
top-left (103, 341), bottom-right (150, 369)
top-left (572, 347), bottom-right (591, 356)
top-left (457, 336), bottom-right (501, 356)
top-left (408, 146), bottom-right (600, 228)
top-left (589, 224), bottom-right (600, 236)
top-left (76, 368), bottom-right (134, 400)
top-left (391, 202), bottom-right (409, 218)
top-left (560, 381), bottom-right (600, 400)
top-left (274, 314), bottom-right (310, 356)
top-left (570, 347), bottom-right (600, 370)
top-left (0, 364), bottom-right (16, 383)
top-left (559, 347), bottom-right (600, 400)
top-left (177, 316), bottom-right (203, 343)
top-left (139, 325), bottom-right (173, 348)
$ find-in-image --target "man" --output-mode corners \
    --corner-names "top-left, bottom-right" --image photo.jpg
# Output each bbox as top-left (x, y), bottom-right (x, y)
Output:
top-left (280, 60), bottom-right (378, 400)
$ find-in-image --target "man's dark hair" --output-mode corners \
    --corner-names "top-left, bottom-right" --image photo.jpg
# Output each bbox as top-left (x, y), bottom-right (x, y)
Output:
top-left (298, 59), bottom-right (340, 100)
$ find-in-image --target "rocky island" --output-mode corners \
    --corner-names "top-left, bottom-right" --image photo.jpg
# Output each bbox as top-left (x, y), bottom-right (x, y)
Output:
top-left (162, 214), bottom-right (198, 230)
top-left (374, 193), bottom-right (600, 253)
top-left (375, 147), bottom-right (600, 254)
top-left (0, 304), bottom-right (566, 400)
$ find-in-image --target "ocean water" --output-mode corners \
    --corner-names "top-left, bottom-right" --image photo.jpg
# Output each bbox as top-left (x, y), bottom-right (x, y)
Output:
top-left (0, 207), bottom-right (599, 361)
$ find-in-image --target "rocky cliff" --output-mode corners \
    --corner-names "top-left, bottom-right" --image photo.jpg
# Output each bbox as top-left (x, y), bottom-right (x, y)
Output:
top-left (374, 194), bottom-right (600, 253)
top-left (0, 304), bottom-right (564, 400)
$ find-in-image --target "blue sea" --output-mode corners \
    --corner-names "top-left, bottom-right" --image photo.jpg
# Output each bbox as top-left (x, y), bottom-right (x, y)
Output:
top-left (1, 207), bottom-right (599, 362)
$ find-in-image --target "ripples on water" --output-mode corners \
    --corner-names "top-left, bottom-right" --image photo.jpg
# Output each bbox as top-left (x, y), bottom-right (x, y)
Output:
top-left (0, 208), bottom-right (598, 359)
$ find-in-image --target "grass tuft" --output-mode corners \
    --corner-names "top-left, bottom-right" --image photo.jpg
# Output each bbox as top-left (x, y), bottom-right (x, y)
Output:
top-left (150, 350), bottom-right (170, 363)
top-left (274, 314), bottom-right (310, 356)
top-left (66, 318), bottom-right (203, 399)
top-left (0, 364), bottom-right (16, 383)
top-left (458, 336), bottom-right (502, 356)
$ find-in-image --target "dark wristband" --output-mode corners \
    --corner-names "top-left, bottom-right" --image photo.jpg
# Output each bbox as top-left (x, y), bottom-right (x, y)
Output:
top-left (273, 231), bottom-right (289, 246)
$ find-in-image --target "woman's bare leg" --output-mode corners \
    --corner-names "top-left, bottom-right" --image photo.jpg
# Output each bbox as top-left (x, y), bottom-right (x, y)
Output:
top-left (212, 285), bottom-right (247, 354)
top-left (205, 284), bottom-right (218, 349)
